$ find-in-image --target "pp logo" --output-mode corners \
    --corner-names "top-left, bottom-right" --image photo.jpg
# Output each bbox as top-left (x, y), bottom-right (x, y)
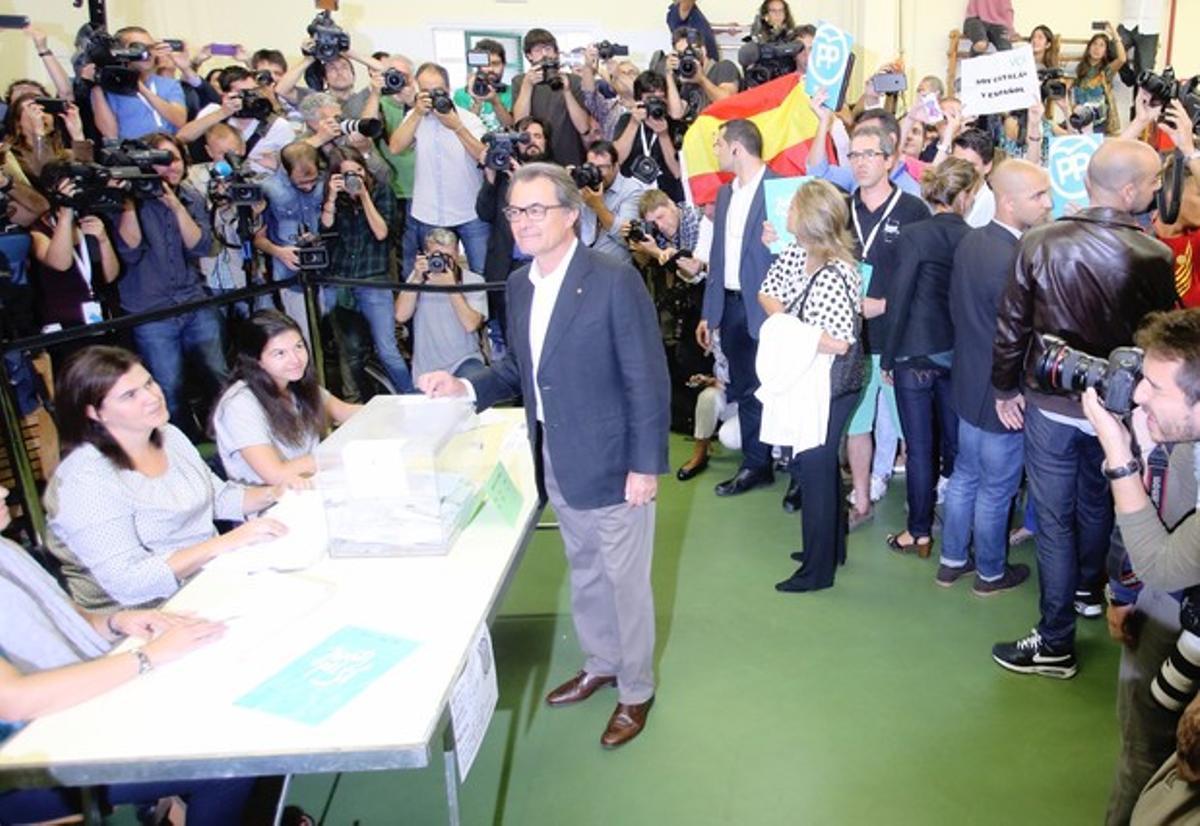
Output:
top-left (809, 24), bottom-right (851, 88)
top-left (1050, 135), bottom-right (1101, 203)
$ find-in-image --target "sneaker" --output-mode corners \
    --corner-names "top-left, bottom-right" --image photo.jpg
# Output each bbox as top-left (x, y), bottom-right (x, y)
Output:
top-left (992, 629), bottom-right (1078, 679)
top-left (935, 474), bottom-right (951, 506)
top-left (869, 474), bottom-right (889, 502)
top-left (1074, 588), bottom-right (1103, 618)
top-left (935, 558), bottom-right (976, 587)
top-left (972, 563), bottom-right (1031, 597)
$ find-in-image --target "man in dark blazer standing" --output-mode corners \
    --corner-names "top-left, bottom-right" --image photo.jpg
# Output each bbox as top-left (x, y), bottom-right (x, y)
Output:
top-left (698, 119), bottom-right (781, 499)
top-left (420, 163), bottom-right (670, 749)
top-left (939, 159), bottom-right (1052, 595)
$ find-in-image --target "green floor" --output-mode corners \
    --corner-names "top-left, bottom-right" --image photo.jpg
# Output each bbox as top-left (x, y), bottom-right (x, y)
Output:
top-left (286, 435), bottom-right (1122, 825)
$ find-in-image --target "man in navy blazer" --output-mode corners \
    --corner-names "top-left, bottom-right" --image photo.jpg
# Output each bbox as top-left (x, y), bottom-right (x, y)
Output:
top-left (420, 163), bottom-right (670, 749)
top-left (940, 159), bottom-right (1052, 596)
top-left (698, 119), bottom-right (781, 498)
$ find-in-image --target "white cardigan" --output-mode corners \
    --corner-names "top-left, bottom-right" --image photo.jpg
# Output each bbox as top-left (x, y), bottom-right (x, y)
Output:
top-left (754, 313), bottom-right (833, 453)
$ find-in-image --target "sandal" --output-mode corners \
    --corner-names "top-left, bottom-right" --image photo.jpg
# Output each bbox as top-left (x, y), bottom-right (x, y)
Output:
top-left (885, 532), bottom-right (934, 559)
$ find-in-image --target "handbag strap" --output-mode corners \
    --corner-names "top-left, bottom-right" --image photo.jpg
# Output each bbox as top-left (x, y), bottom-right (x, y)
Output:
top-left (788, 261), bottom-right (860, 331)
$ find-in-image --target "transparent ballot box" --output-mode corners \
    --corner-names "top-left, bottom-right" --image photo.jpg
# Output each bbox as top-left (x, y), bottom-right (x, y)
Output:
top-left (315, 395), bottom-right (486, 556)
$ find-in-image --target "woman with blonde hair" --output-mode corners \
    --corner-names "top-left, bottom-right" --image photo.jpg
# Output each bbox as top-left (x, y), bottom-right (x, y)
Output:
top-left (881, 157), bottom-right (978, 559)
top-left (759, 178), bottom-right (864, 593)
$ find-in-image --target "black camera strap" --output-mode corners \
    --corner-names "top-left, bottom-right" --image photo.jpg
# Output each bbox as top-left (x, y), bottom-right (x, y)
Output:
top-left (244, 115), bottom-right (278, 157)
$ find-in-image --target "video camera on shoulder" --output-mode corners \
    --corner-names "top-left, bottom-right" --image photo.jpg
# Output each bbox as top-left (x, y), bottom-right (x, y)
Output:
top-left (1033, 335), bottom-right (1143, 415)
top-left (482, 131), bottom-right (530, 172)
top-left (737, 39), bottom-right (804, 88)
top-left (305, 9), bottom-right (350, 63)
top-left (75, 27), bottom-right (149, 96)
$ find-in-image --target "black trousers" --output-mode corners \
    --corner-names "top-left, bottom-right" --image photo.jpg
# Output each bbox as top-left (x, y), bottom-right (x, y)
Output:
top-left (720, 289), bottom-right (771, 472)
top-left (789, 391), bottom-right (858, 589)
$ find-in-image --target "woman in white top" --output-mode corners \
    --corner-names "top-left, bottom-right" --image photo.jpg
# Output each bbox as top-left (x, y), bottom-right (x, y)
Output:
top-left (759, 179), bottom-right (863, 594)
top-left (44, 346), bottom-right (288, 610)
top-left (214, 310), bottom-right (360, 486)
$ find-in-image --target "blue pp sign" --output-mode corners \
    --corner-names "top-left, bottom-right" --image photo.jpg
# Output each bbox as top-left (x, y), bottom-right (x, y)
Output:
top-left (1048, 134), bottom-right (1102, 218)
top-left (804, 22), bottom-right (854, 104)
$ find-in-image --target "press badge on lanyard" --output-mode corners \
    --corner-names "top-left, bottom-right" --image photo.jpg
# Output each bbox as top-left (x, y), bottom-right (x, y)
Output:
top-left (852, 188), bottom-right (902, 298)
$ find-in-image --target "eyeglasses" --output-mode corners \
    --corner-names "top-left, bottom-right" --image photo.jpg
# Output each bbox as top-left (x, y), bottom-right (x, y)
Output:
top-left (501, 203), bottom-right (571, 223)
top-left (846, 149), bottom-right (886, 161)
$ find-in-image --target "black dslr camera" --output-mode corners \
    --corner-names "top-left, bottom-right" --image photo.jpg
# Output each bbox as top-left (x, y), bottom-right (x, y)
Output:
top-left (596, 41), bottom-right (629, 61)
top-left (1138, 66), bottom-right (1200, 133)
top-left (1033, 335), bottom-right (1144, 415)
top-left (538, 59), bottom-right (564, 92)
top-left (426, 251), bottom-right (455, 274)
top-left (571, 162), bottom-right (603, 191)
top-left (482, 132), bottom-right (530, 171)
top-left (1068, 102), bottom-right (1105, 131)
top-left (234, 89), bottom-right (273, 120)
top-left (1038, 67), bottom-right (1067, 99)
top-left (625, 219), bottom-right (656, 244)
top-left (643, 96), bottom-right (668, 120)
top-left (629, 155), bottom-right (661, 185)
top-left (380, 68), bottom-right (408, 96)
top-left (427, 89), bottom-right (455, 115)
top-left (305, 10), bottom-right (350, 63)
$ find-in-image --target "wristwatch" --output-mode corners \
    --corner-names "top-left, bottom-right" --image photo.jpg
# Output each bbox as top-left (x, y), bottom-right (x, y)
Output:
top-left (1102, 456), bottom-right (1143, 480)
top-left (132, 648), bottom-right (154, 675)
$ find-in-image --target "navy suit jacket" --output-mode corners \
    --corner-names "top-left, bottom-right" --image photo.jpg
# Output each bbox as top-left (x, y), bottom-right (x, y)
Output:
top-left (702, 168), bottom-right (779, 339)
top-left (949, 222), bottom-right (1020, 433)
top-left (472, 244), bottom-right (671, 510)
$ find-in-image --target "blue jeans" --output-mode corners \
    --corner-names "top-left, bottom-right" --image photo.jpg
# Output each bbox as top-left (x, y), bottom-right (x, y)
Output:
top-left (893, 361), bottom-right (957, 537)
top-left (0, 778), bottom-right (256, 825)
top-left (1024, 405), bottom-right (1113, 650)
top-left (408, 216), bottom-right (490, 275)
top-left (354, 285), bottom-right (414, 393)
top-left (940, 420), bottom-right (1024, 579)
top-left (131, 307), bottom-right (229, 427)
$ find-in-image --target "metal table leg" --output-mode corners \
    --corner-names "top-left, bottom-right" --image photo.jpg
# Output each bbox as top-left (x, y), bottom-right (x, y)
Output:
top-left (442, 718), bottom-right (461, 826)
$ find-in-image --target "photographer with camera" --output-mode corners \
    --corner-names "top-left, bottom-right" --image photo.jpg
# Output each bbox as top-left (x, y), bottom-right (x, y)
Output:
top-left (613, 72), bottom-right (684, 203)
top-left (510, 29), bottom-right (589, 168)
top-left (388, 62), bottom-right (489, 275)
top-left (254, 141), bottom-right (326, 341)
top-left (1079, 308), bottom-right (1200, 822)
top-left (476, 116), bottom-right (550, 338)
top-left (394, 227), bottom-right (488, 382)
top-left (3, 93), bottom-right (91, 183)
top-left (319, 145), bottom-right (412, 395)
top-left (176, 66), bottom-right (292, 174)
top-left (659, 26), bottom-right (740, 120)
top-left (112, 132), bottom-right (228, 435)
top-left (578, 44), bottom-right (639, 142)
top-left (990, 139), bottom-right (1177, 679)
top-left (453, 39), bottom-right (514, 132)
top-left (298, 91), bottom-right (391, 191)
top-left (576, 140), bottom-right (646, 265)
top-left (88, 27), bottom-right (188, 141)
top-left (1072, 23), bottom-right (1126, 138)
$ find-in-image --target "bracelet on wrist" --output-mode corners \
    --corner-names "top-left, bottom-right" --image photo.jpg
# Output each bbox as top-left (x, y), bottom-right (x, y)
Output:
top-left (38, 50), bottom-right (53, 58)
top-left (132, 648), bottom-right (154, 675)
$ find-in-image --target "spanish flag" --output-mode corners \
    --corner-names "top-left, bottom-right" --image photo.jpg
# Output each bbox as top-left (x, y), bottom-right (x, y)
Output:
top-left (682, 73), bottom-right (823, 206)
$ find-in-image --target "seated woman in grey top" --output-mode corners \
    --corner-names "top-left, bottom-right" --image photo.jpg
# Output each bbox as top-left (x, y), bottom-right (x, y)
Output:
top-left (393, 227), bottom-right (489, 382)
top-left (43, 346), bottom-right (288, 610)
top-left (214, 310), bottom-right (360, 486)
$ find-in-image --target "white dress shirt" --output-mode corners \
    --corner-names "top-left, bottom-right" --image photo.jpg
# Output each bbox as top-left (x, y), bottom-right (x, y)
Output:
top-left (722, 164), bottom-right (767, 290)
top-left (527, 239), bottom-right (580, 421)
top-left (966, 182), bottom-right (996, 228)
top-left (410, 106), bottom-right (487, 226)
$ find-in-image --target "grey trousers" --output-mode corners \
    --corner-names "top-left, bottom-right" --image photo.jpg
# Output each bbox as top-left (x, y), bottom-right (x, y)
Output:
top-left (542, 443), bottom-right (657, 705)
top-left (1106, 587), bottom-right (1184, 826)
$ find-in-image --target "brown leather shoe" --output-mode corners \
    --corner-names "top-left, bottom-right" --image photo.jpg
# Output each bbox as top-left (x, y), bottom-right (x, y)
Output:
top-left (545, 671), bottom-right (617, 706)
top-left (600, 697), bottom-right (654, 749)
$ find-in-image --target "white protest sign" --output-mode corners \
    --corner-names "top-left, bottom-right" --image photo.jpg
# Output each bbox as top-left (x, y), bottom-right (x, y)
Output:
top-left (959, 44), bottom-right (1040, 117)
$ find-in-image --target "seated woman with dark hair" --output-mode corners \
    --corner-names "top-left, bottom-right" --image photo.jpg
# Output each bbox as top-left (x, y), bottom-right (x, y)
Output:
top-left (0, 483), bottom-right (274, 825)
top-left (43, 346), bottom-right (289, 611)
top-left (214, 310), bottom-right (360, 486)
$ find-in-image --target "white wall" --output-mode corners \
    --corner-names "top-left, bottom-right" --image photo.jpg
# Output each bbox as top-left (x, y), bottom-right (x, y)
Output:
top-left (0, 1), bottom-right (1191, 105)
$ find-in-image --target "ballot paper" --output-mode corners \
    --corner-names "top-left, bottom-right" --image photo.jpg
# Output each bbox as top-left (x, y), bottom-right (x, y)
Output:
top-left (449, 623), bottom-right (498, 779)
top-left (205, 489), bottom-right (328, 575)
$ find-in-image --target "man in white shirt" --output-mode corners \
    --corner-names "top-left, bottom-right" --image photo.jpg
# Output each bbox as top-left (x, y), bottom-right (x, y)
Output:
top-left (389, 62), bottom-right (491, 275)
top-left (176, 66), bottom-right (293, 173)
top-left (953, 128), bottom-right (996, 228)
top-left (419, 163), bottom-right (670, 750)
top-left (698, 119), bottom-right (779, 497)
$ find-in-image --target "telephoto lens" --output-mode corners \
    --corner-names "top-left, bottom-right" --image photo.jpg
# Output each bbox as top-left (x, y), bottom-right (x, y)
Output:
top-left (338, 118), bottom-right (384, 139)
top-left (1033, 335), bottom-right (1144, 415)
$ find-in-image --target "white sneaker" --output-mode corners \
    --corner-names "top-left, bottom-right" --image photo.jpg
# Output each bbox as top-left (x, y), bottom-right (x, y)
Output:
top-left (936, 474), bottom-right (950, 505)
top-left (869, 474), bottom-right (889, 503)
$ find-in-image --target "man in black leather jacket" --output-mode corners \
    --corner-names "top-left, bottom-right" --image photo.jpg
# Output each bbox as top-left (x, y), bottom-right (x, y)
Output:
top-left (990, 138), bottom-right (1177, 680)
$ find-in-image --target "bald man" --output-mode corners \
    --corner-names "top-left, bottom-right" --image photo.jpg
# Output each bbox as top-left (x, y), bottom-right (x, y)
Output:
top-left (940, 160), bottom-right (1052, 595)
top-left (990, 140), bottom-right (1177, 679)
